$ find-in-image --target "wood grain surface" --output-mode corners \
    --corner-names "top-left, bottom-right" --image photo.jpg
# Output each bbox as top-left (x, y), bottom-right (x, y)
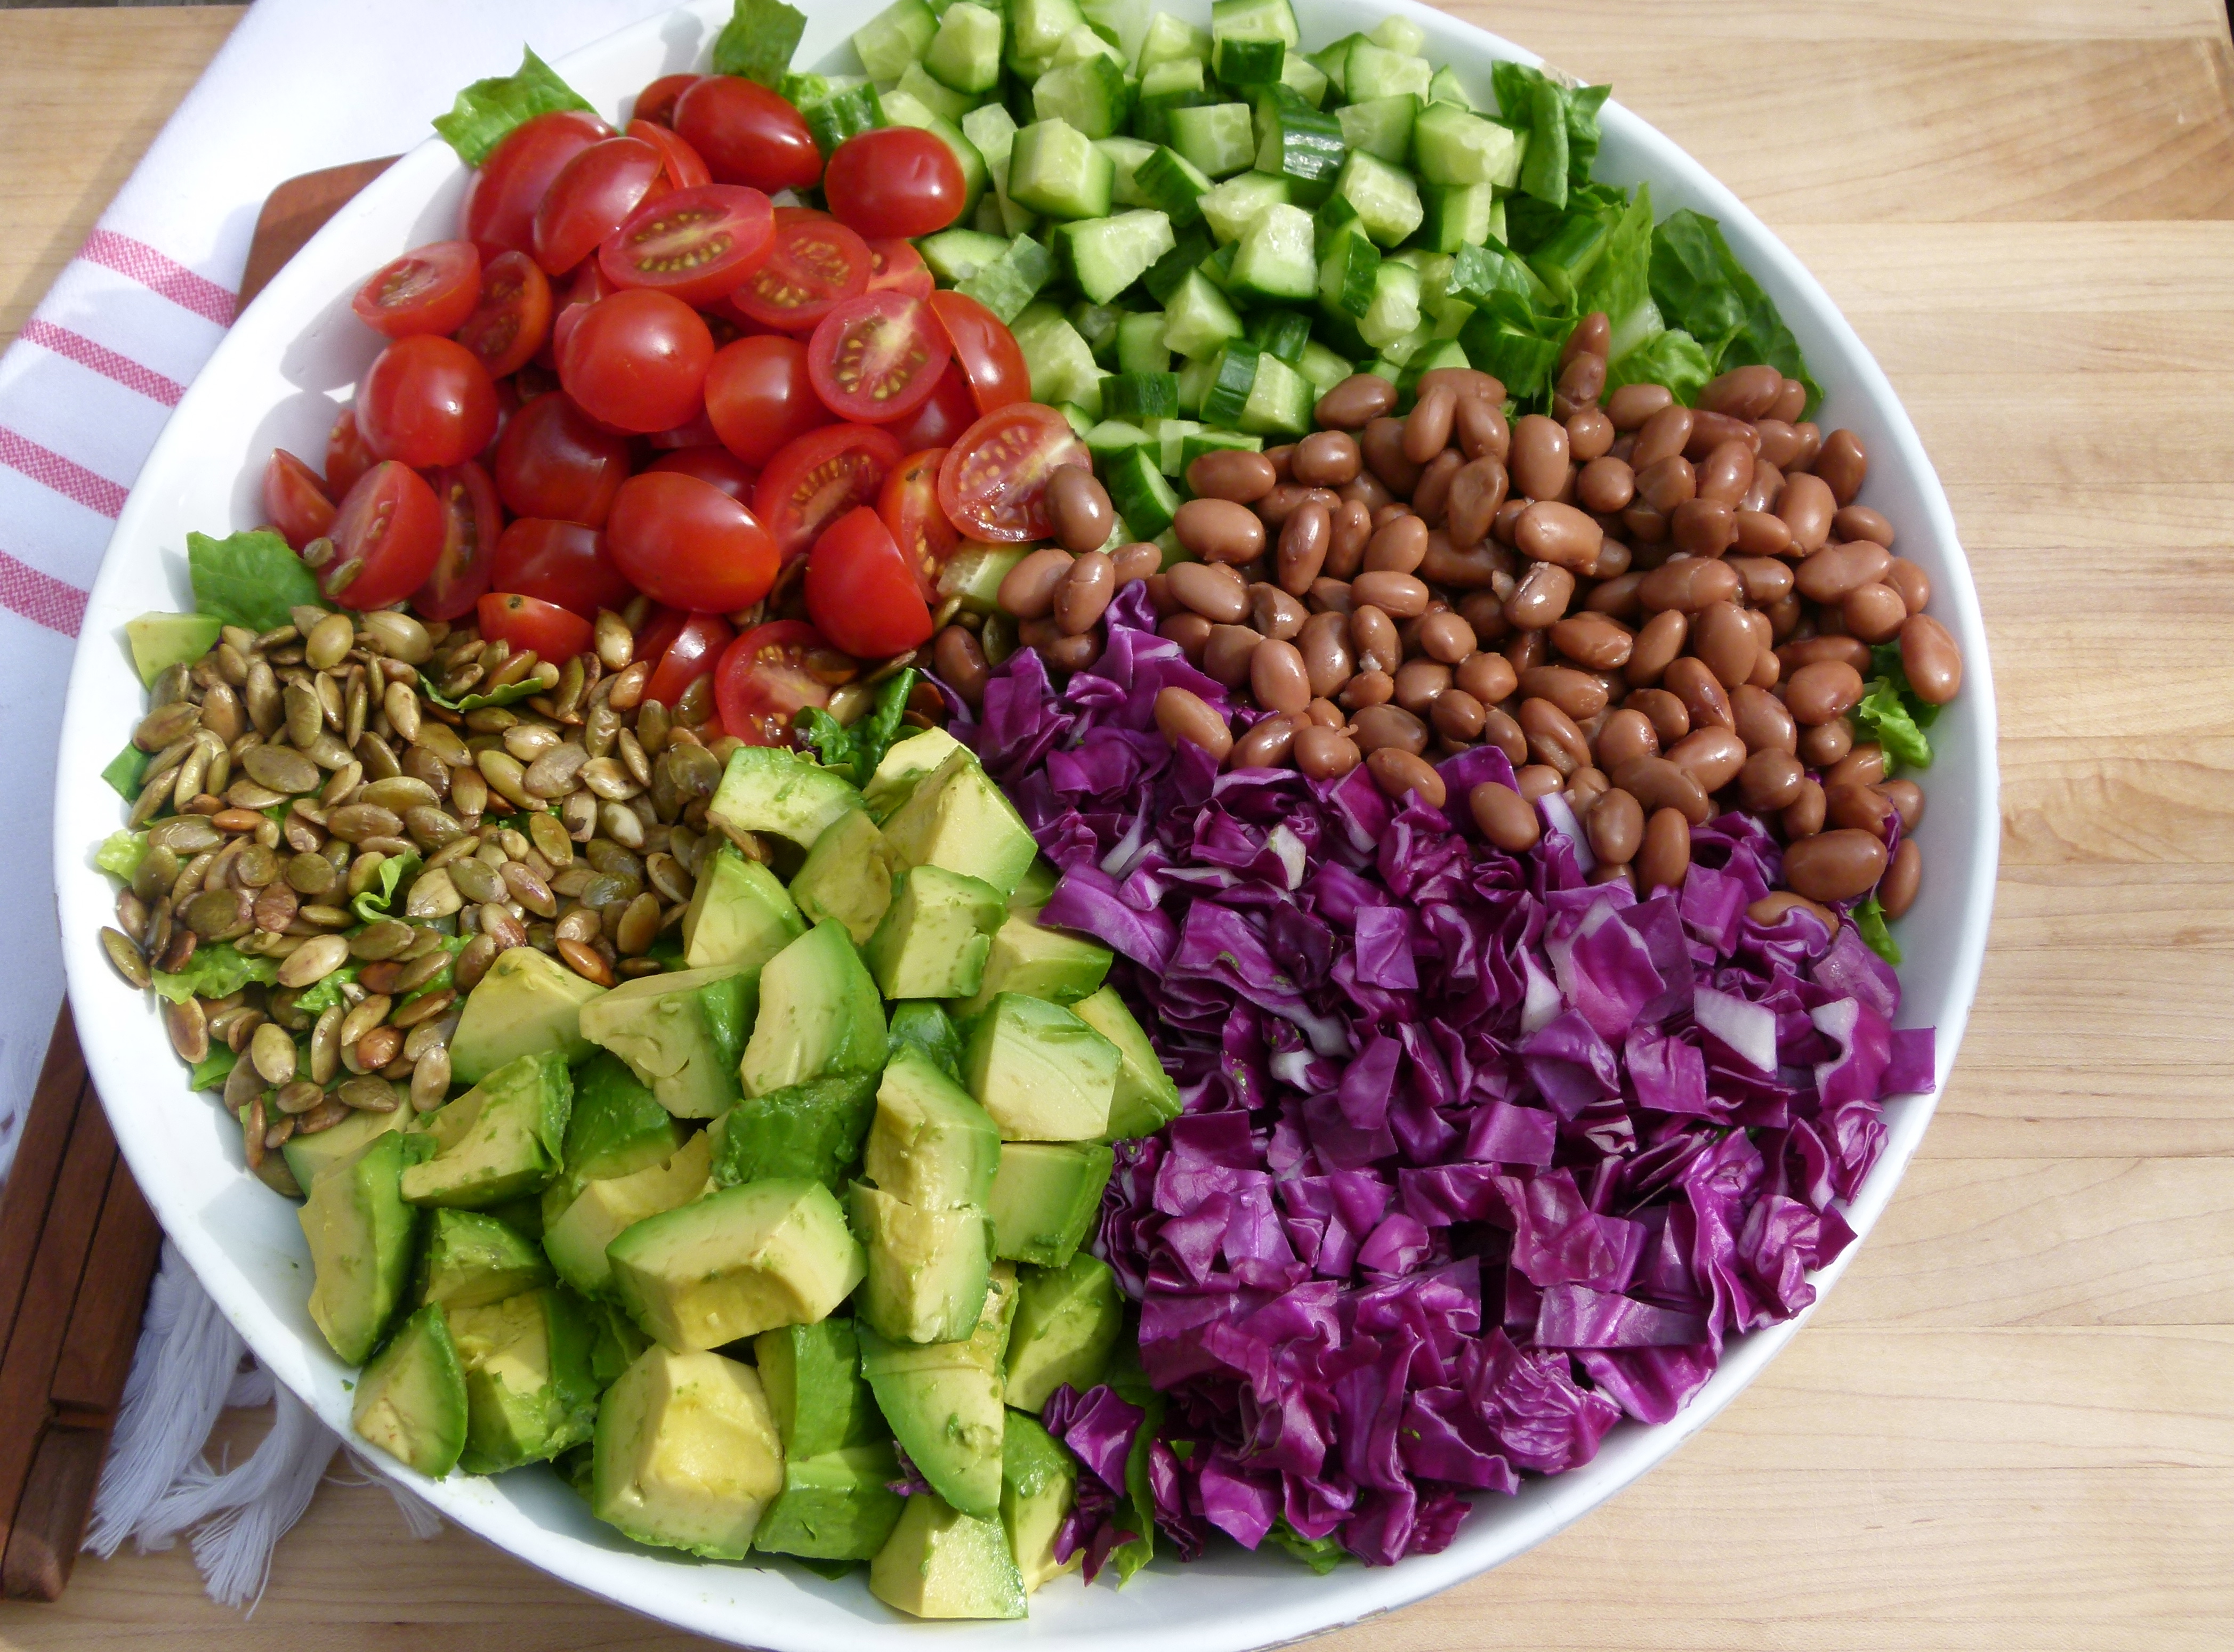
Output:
top-left (3, 2), bottom-right (2231, 1647)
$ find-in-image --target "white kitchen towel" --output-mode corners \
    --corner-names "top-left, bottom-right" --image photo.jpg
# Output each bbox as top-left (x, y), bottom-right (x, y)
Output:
top-left (0, 0), bottom-right (690, 1601)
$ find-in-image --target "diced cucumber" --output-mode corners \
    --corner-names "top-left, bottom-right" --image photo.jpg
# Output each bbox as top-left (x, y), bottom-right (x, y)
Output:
top-left (1133, 145), bottom-right (1213, 226)
top-left (1102, 371), bottom-right (1178, 420)
top-left (1213, 37), bottom-right (1284, 87)
top-left (854, 0), bottom-right (939, 84)
top-left (1337, 93), bottom-right (1418, 164)
top-left (1527, 211), bottom-right (1613, 307)
top-left (1398, 337), bottom-right (1470, 395)
top-left (1344, 39), bottom-right (1432, 102)
top-left (1209, 0), bottom-right (1296, 85)
top-left (1034, 53), bottom-right (1134, 141)
top-left (1138, 10), bottom-right (1212, 69)
top-left (920, 226), bottom-right (1014, 284)
top-left (1359, 260), bottom-right (1423, 351)
top-left (1331, 150), bottom-right (1423, 247)
top-left (1174, 355), bottom-right (1216, 417)
top-left (1055, 24), bottom-right (1126, 66)
top-left (1317, 221), bottom-right (1380, 319)
top-left (1010, 119), bottom-right (1115, 220)
top-left (1252, 88), bottom-right (1345, 204)
top-left (785, 75), bottom-right (887, 155)
top-left (1009, 0), bottom-right (1086, 71)
top-left (1411, 100), bottom-right (1524, 189)
top-left (1278, 50), bottom-right (1330, 109)
top-left (1227, 203), bottom-right (1317, 303)
top-left (1070, 299), bottom-right (1127, 363)
top-left (1417, 182), bottom-right (1494, 253)
top-left (897, 63), bottom-right (975, 124)
top-left (1166, 104), bottom-right (1257, 179)
top-left (1248, 307), bottom-right (1311, 364)
top-left (1014, 303), bottom-right (1107, 408)
top-left (1198, 170), bottom-right (1290, 244)
top-left (1176, 426), bottom-right (1260, 475)
top-left (1459, 314), bottom-right (1561, 400)
top-left (1198, 241), bottom-right (1237, 292)
top-left (1370, 15), bottom-right (1426, 55)
top-left (1159, 269), bottom-right (1244, 360)
top-left (1429, 66), bottom-right (1476, 109)
top-left (1237, 349), bottom-right (1313, 436)
top-left (1080, 0), bottom-right (1151, 66)
top-left (1134, 84), bottom-right (1208, 146)
top-left (927, 2), bottom-right (1005, 94)
top-left (1097, 135), bottom-right (1159, 206)
top-left (1142, 223), bottom-right (1213, 303)
top-left (1055, 400), bottom-right (1101, 434)
top-left (1297, 339), bottom-right (1352, 395)
top-left (1116, 310), bottom-right (1171, 372)
top-left (1086, 418), bottom-right (1151, 461)
top-left (961, 103), bottom-right (1039, 237)
top-left (1310, 33), bottom-right (1366, 98)
top-left (1101, 446), bottom-right (1180, 537)
top-left (958, 234), bottom-right (1055, 322)
top-left (1198, 345), bottom-right (1259, 427)
top-left (1054, 209), bottom-right (1177, 303)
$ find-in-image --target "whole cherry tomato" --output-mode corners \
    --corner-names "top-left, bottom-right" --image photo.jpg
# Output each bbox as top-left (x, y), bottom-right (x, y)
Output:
top-left (822, 128), bottom-right (967, 240)
top-left (414, 459), bottom-right (502, 622)
top-left (632, 73), bottom-right (702, 127)
top-left (357, 334), bottom-right (499, 468)
top-left (454, 249), bottom-right (552, 380)
top-left (491, 518), bottom-right (636, 614)
top-left (558, 288), bottom-right (713, 434)
top-left (703, 334), bottom-right (831, 466)
top-left (804, 507), bottom-right (934, 658)
top-left (673, 75), bottom-right (822, 195)
top-left (459, 110), bottom-right (611, 261)
top-left (478, 592), bottom-right (593, 661)
top-left (532, 136), bottom-right (665, 277)
top-left (648, 445), bottom-right (759, 501)
top-left (326, 460), bottom-right (444, 610)
top-left (492, 392), bottom-right (632, 525)
top-left (642, 611), bottom-right (735, 707)
top-left (716, 620), bottom-right (841, 747)
top-left (605, 470), bottom-right (779, 611)
top-left (263, 449), bottom-right (334, 549)
top-left (353, 240), bottom-right (481, 338)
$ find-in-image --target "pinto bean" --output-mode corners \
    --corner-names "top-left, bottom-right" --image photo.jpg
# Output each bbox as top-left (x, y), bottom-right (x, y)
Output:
top-left (1731, 684), bottom-right (1798, 755)
top-left (1783, 829), bottom-right (1888, 902)
top-left (1174, 498), bottom-right (1267, 564)
top-left (1352, 703), bottom-right (1429, 757)
top-left (1519, 697), bottom-right (1591, 775)
top-left (1881, 838), bottom-right (1922, 918)
top-left (1609, 756), bottom-right (1711, 825)
top-left (1316, 375), bottom-right (1399, 430)
top-left (1815, 429), bottom-right (1868, 505)
top-left (1470, 780), bottom-right (1542, 850)
top-left (1230, 712), bottom-right (1302, 770)
top-left (1509, 415), bottom-right (1571, 501)
top-left (1636, 807), bottom-right (1692, 893)
top-left (1154, 687), bottom-right (1231, 758)
top-left (1593, 707), bottom-right (1660, 769)
top-left (1293, 724), bottom-right (1361, 779)
top-left (1293, 430), bottom-right (1363, 487)
top-left (1608, 383), bottom-right (1674, 431)
top-left (1785, 660), bottom-right (1866, 725)
top-left (1900, 612), bottom-right (1964, 703)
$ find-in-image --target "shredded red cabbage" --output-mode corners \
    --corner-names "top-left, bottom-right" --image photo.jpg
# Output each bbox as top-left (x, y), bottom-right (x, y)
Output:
top-left (954, 586), bottom-right (1934, 1571)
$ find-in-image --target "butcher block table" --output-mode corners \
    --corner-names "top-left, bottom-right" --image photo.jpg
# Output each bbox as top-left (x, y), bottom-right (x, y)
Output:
top-left (3, 1), bottom-right (2231, 1647)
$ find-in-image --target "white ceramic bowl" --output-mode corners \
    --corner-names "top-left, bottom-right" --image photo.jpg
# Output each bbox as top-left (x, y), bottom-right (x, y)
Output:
top-left (53, 2), bottom-right (1997, 1645)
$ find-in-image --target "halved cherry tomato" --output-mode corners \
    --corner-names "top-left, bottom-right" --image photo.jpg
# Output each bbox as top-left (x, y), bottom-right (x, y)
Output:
top-left (928, 290), bottom-right (1030, 417)
top-left (885, 362), bottom-right (978, 452)
top-left (454, 249), bottom-right (552, 379)
top-left (716, 620), bottom-right (841, 746)
top-left (938, 402), bottom-right (1090, 542)
top-left (353, 240), bottom-right (481, 339)
top-left (704, 334), bottom-right (830, 467)
top-left (625, 119), bottom-right (712, 189)
top-left (632, 73), bottom-right (702, 127)
top-left (326, 460), bottom-right (444, 610)
top-left (263, 449), bottom-right (335, 549)
top-left (726, 209), bottom-right (870, 335)
top-left (358, 334), bottom-right (499, 468)
top-left (878, 448), bottom-right (959, 601)
top-left (606, 471), bottom-right (779, 611)
top-left (822, 128), bottom-right (967, 240)
top-left (327, 406), bottom-right (376, 501)
top-left (599, 184), bottom-right (775, 309)
top-left (807, 291), bottom-right (953, 425)
top-left (866, 238), bottom-right (934, 302)
top-left (648, 445), bottom-right (759, 501)
top-left (673, 76), bottom-right (822, 195)
top-left (559, 289), bottom-right (713, 434)
top-left (479, 592), bottom-right (593, 661)
top-left (460, 110), bottom-right (611, 261)
top-left (754, 423), bottom-right (905, 564)
top-left (491, 518), bottom-right (635, 615)
top-left (804, 508), bottom-right (935, 659)
top-left (492, 392), bottom-right (632, 525)
top-left (415, 459), bottom-right (502, 622)
top-left (643, 612), bottom-right (735, 706)
top-left (533, 136), bottom-right (665, 277)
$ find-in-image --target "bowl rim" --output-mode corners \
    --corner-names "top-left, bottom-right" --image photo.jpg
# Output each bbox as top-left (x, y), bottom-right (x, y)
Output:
top-left (52, 0), bottom-right (1998, 1645)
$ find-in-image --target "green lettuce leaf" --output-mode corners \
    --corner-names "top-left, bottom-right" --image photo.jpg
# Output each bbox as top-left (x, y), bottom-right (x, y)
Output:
top-left (1265, 1517), bottom-right (1347, 1574)
top-left (432, 46), bottom-right (595, 167)
top-left (152, 943), bottom-right (278, 1006)
top-left (188, 1045), bottom-right (239, 1092)
top-left (1853, 894), bottom-right (1901, 966)
top-left (351, 852), bottom-right (424, 925)
top-left (289, 961), bottom-right (362, 1017)
top-left (1575, 181), bottom-right (1660, 361)
top-left (188, 529), bottom-right (324, 633)
top-left (793, 669), bottom-right (920, 791)
top-left (96, 830), bottom-right (148, 881)
top-left (712, 0), bottom-right (808, 87)
top-left (1608, 326), bottom-right (1713, 404)
top-left (1564, 83), bottom-right (1611, 188)
top-left (1648, 208), bottom-right (1820, 415)
top-left (417, 671), bottom-right (546, 714)
top-left (1491, 64), bottom-right (1570, 207)
top-left (1852, 678), bottom-right (1932, 774)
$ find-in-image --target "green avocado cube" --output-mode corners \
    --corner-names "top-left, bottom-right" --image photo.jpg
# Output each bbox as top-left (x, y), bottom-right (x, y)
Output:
top-left (281, 1104), bottom-right (407, 1194)
top-left (988, 1140), bottom-right (1114, 1267)
top-left (1003, 1251), bottom-right (1123, 1411)
top-left (540, 1130), bottom-right (713, 1299)
top-left (301, 1129), bottom-right (427, 1365)
top-left (879, 750), bottom-right (1039, 898)
top-left (578, 963), bottom-right (757, 1121)
top-left (682, 845), bottom-right (807, 971)
top-left (1001, 1412), bottom-right (1080, 1594)
top-left (1007, 857), bottom-right (1060, 919)
top-left (869, 1493), bottom-right (1026, 1619)
top-left (740, 920), bottom-right (888, 1098)
top-left (755, 1318), bottom-right (884, 1456)
top-left (865, 866), bottom-right (1008, 1001)
top-left (885, 1000), bottom-right (965, 1084)
top-left (448, 946), bottom-right (606, 1084)
top-left (587, 1298), bottom-right (651, 1387)
top-left (754, 1443), bottom-right (908, 1560)
top-left (415, 1208), bottom-right (554, 1311)
top-left (865, 1047), bottom-right (1003, 1212)
top-left (709, 746), bottom-right (865, 851)
top-left (858, 1284), bottom-right (1010, 1519)
top-left (449, 1285), bottom-right (601, 1473)
top-left (351, 1302), bottom-right (467, 1480)
top-left (710, 1071), bottom-right (878, 1194)
top-left (400, 1051), bottom-right (572, 1210)
top-left (125, 612), bottom-right (222, 687)
top-left (791, 809), bottom-right (900, 946)
top-left (861, 727), bottom-right (966, 823)
top-left (1071, 986), bottom-right (1183, 1140)
top-left (851, 1183), bottom-right (994, 1345)
top-left (948, 913), bottom-right (1112, 1019)
top-left (541, 1054), bottom-right (683, 1227)
top-left (609, 1179), bottom-right (867, 1351)
top-left (591, 1345), bottom-right (785, 1560)
top-left (963, 994), bottom-right (1119, 1141)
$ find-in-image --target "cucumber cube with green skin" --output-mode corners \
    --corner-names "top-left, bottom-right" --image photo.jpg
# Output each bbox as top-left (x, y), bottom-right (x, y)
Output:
top-left (1015, 305), bottom-right (1103, 409)
top-left (880, 749), bottom-right (1039, 898)
top-left (1007, 119), bottom-right (1113, 221)
top-left (896, 62), bottom-right (974, 125)
top-left (861, 727), bottom-right (966, 824)
top-left (416, 1209), bottom-right (553, 1311)
top-left (1166, 103), bottom-right (1256, 179)
top-left (578, 964), bottom-right (755, 1121)
top-left (1138, 9), bottom-right (1211, 68)
top-left (1080, 0), bottom-right (1149, 62)
top-left (866, 863), bottom-right (1007, 1004)
top-left (709, 746), bottom-right (864, 851)
top-left (1160, 270), bottom-right (1245, 360)
top-left (885, 999), bottom-right (966, 1084)
top-left (1033, 53), bottom-right (1133, 141)
top-left (964, 993), bottom-right (1119, 1141)
top-left (918, 226), bottom-right (1014, 284)
top-left (1000, 1412), bottom-right (1079, 1594)
top-left (1102, 370), bottom-right (1178, 420)
top-left (740, 919), bottom-right (887, 1098)
top-left (1003, 1251), bottom-right (1124, 1411)
top-left (1277, 46), bottom-right (1330, 107)
top-left (448, 946), bottom-right (605, 1084)
top-left (755, 1318), bottom-right (884, 1456)
top-left (949, 913), bottom-right (1112, 1019)
top-left (681, 846), bottom-right (804, 974)
top-left (1115, 310), bottom-right (1173, 373)
top-left (754, 1443), bottom-right (908, 1560)
top-left (450, 1285), bottom-right (601, 1473)
top-left (709, 1071), bottom-right (878, 1194)
top-left (1298, 339), bottom-right (1353, 395)
top-left (352, 1303), bottom-right (467, 1480)
top-left (1411, 99), bottom-right (1524, 188)
top-left (852, 1183), bottom-right (994, 1343)
top-left (1009, 0), bottom-right (1087, 68)
top-left (957, 234), bottom-right (1056, 323)
top-left (1337, 93), bottom-right (1420, 164)
top-left (789, 808), bottom-right (899, 946)
top-left (866, 1046), bottom-right (1003, 1212)
top-left (1198, 169), bottom-right (1291, 244)
top-left (870, 1493), bottom-right (1026, 1619)
top-left (1101, 445), bottom-right (1182, 538)
top-left (1054, 209), bottom-right (1178, 305)
top-left (852, 0), bottom-right (938, 83)
top-left (541, 1130), bottom-right (714, 1299)
top-left (1095, 136), bottom-right (1157, 208)
top-left (988, 1140), bottom-right (1114, 1266)
top-left (281, 1104), bottom-right (406, 1195)
top-left (1237, 349), bottom-right (1316, 436)
top-left (302, 1130), bottom-right (426, 1366)
top-left (1333, 149), bottom-right (1425, 248)
top-left (858, 1277), bottom-right (1011, 1516)
top-left (401, 1051), bottom-right (572, 1210)
top-left (1417, 182), bottom-right (1495, 254)
top-left (926, 1), bottom-right (1005, 94)
top-left (592, 1346), bottom-right (785, 1560)
top-left (609, 1178), bottom-right (866, 1351)
top-left (1344, 38), bottom-right (1432, 101)
top-left (1229, 202), bottom-right (1318, 303)
top-left (1371, 14), bottom-right (1427, 53)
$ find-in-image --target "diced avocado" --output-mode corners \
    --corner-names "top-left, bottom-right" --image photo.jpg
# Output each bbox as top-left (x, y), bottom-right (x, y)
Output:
top-left (948, 914), bottom-right (1112, 1020)
top-left (483, 1195), bottom-right (546, 1241)
top-left (789, 809), bottom-right (899, 946)
top-left (400, 1051), bottom-right (572, 1209)
top-left (588, 1298), bottom-right (651, 1387)
top-left (709, 746), bottom-right (866, 852)
top-left (540, 1129), bottom-right (714, 1299)
top-left (1003, 1251), bottom-right (1124, 1411)
top-left (351, 1303), bottom-right (467, 1480)
top-left (870, 1492), bottom-right (1026, 1619)
top-left (755, 1443), bottom-right (908, 1561)
top-left (448, 947), bottom-right (606, 1084)
top-left (591, 1345), bottom-right (785, 1560)
top-left (739, 920), bottom-right (888, 1098)
top-left (609, 1179), bottom-right (866, 1351)
top-left (858, 1318), bottom-right (1005, 1519)
top-left (988, 1141), bottom-right (1113, 1267)
top-left (1071, 986), bottom-right (1183, 1140)
top-left (301, 1130), bottom-right (426, 1365)
top-left (864, 866), bottom-right (1007, 1001)
top-left (880, 750), bottom-right (1039, 899)
top-left (281, 1104), bottom-right (406, 1194)
top-left (886, 1003), bottom-right (966, 1090)
top-left (579, 963), bottom-right (755, 1121)
top-left (755, 1318), bottom-right (884, 1456)
top-left (935, 546), bottom-right (1028, 617)
top-left (1001, 1412), bottom-right (1079, 1593)
top-left (852, 1184), bottom-right (993, 1345)
top-left (416, 1208), bottom-right (553, 1311)
top-left (540, 1052), bottom-right (683, 1227)
top-left (860, 728), bottom-right (966, 823)
top-left (710, 1071), bottom-right (878, 1194)
top-left (1007, 857), bottom-right (1060, 920)
top-left (125, 612), bottom-right (223, 687)
top-left (682, 846), bottom-right (806, 971)
top-left (964, 994), bottom-right (1119, 1141)
top-left (865, 1047), bottom-right (1003, 1212)
top-left (449, 1286), bottom-right (600, 1473)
